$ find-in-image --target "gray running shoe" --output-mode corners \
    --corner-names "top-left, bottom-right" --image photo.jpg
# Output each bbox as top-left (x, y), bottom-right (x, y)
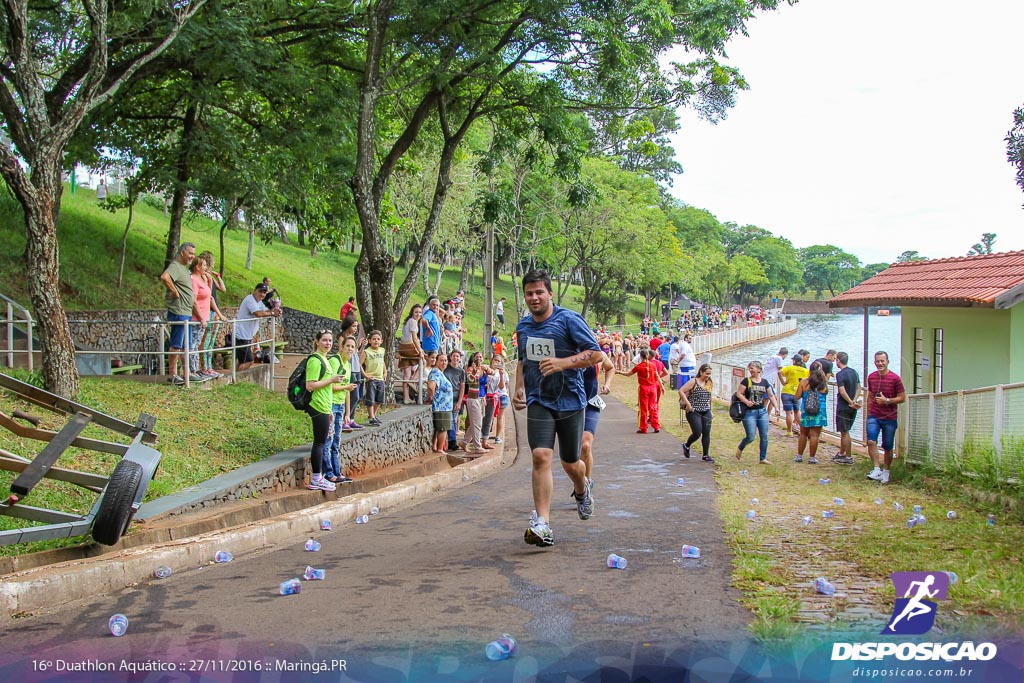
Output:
top-left (524, 517), bottom-right (554, 547)
top-left (832, 455), bottom-right (855, 465)
top-left (574, 480), bottom-right (594, 520)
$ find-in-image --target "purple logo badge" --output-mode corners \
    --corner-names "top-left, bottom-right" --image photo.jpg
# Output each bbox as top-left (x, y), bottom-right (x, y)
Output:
top-left (883, 572), bottom-right (949, 635)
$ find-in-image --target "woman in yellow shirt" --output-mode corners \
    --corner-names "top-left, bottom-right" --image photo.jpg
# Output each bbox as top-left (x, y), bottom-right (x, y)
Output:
top-left (777, 356), bottom-right (809, 436)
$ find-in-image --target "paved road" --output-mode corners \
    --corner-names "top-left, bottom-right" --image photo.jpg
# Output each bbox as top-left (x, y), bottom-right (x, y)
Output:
top-left (0, 396), bottom-right (753, 682)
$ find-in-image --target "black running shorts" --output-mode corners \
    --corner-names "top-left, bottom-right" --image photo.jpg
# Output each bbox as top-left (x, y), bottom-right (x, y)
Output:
top-left (526, 403), bottom-right (585, 464)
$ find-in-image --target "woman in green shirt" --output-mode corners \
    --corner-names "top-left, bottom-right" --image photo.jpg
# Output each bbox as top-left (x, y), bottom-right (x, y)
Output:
top-left (306, 330), bottom-right (344, 492)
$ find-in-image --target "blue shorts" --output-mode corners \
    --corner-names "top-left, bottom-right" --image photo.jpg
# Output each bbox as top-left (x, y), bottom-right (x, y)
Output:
top-left (167, 312), bottom-right (191, 349)
top-left (782, 393), bottom-right (799, 412)
top-left (583, 406), bottom-right (600, 435)
top-left (866, 416), bottom-right (898, 451)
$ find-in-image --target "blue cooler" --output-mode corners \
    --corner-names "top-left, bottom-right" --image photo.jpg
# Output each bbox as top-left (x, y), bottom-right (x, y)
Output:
top-left (677, 366), bottom-right (695, 389)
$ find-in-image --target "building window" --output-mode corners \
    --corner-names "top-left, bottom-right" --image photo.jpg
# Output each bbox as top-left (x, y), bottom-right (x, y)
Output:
top-left (933, 328), bottom-right (943, 393)
top-left (913, 327), bottom-right (924, 394)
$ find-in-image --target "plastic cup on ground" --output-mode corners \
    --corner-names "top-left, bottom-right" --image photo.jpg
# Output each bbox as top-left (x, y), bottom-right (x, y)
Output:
top-left (108, 614), bottom-right (129, 637)
top-left (606, 554), bottom-right (627, 569)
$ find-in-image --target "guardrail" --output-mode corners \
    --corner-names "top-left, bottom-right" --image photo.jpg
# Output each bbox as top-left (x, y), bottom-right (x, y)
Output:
top-left (689, 318), bottom-right (797, 354)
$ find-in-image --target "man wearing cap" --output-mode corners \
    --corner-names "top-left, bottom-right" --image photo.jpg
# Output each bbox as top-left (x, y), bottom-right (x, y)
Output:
top-left (234, 283), bottom-right (281, 370)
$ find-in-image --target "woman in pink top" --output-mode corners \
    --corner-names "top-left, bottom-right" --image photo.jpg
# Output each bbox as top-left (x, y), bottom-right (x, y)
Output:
top-left (190, 257), bottom-right (223, 379)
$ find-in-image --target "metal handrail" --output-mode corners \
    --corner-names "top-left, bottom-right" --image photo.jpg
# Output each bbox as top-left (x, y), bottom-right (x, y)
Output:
top-left (1, 292), bottom-right (35, 372)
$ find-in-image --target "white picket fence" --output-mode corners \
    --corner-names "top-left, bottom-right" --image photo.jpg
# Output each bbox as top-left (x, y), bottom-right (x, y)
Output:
top-left (905, 382), bottom-right (1024, 483)
top-left (689, 319), bottom-right (797, 355)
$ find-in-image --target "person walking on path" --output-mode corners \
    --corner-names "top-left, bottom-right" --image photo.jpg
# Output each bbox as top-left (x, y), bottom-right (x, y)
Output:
top-left (495, 297), bottom-right (507, 330)
top-left (793, 361), bottom-right (829, 464)
top-left (158, 242), bottom-right (197, 384)
top-left (617, 349), bottom-right (664, 434)
top-left (304, 330), bottom-right (346, 492)
top-left (513, 269), bottom-right (604, 548)
top-left (865, 350), bottom-right (905, 484)
top-left (677, 363), bottom-right (716, 462)
top-left (734, 360), bottom-right (777, 464)
top-left (832, 351), bottom-right (861, 465)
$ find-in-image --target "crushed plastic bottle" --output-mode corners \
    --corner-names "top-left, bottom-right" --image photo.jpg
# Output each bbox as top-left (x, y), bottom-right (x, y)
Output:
top-left (606, 553), bottom-right (628, 569)
top-left (907, 517), bottom-right (918, 529)
top-left (814, 577), bottom-right (836, 595)
top-left (462, 472), bottom-right (470, 482)
top-left (833, 497), bottom-right (845, 506)
top-left (893, 502), bottom-right (904, 512)
top-left (214, 551), bottom-right (233, 563)
top-left (946, 511), bottom-right (957, 520)
top-left (356, 514), bottom-right (370, 524)
top-left (303, 565), bottom-right (326, 580)
top-left (304, 538), bottom-right (321, 552)
top-left (822, 510), bottom-right (834, 519)
top-left (279, 578), bottom-right (302, 595)
top-left (484, 634), bottom-right (518, 661)
top-left (739, 469), bottom-right (748, 476)
top-left (749, 498), bottom-right (759, 506)
top-left (818, 478), bottom-right (831, 485)
top-left (153, 566), bottom-right (172, 579)
top-left (801, 515), bottom-right (813, 526)
top-left (677, 477), bottom-right (685, 486)
top-left (745, 510), bottom-right (757, 520)
top-left (320, 520), bottom-right (332, 531)
top-left (987, 514), bottom-right (996, 526)
top-left (874, 498), bottom-right (884, 505)
top-left (108, 614), bottom-right (129, 637)
top-left (370, 506), bottom-right (380, 515)
top-left (914, 513), bottom-right (927, 525)
top-left (945, 571), bottom-right (959, 585)
top-left (913, 505), bottom-right (922, 514)
top-left (681, 544), bottom-right (701, 559)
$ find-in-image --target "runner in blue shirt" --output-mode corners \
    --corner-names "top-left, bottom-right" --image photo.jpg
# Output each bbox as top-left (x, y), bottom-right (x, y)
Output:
top-left (513, 270), bottom-right (607, 548)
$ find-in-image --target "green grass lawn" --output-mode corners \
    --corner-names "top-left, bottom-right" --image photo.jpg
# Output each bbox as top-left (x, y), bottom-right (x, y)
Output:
top-left (607, 381), bottom-right (1024, 643)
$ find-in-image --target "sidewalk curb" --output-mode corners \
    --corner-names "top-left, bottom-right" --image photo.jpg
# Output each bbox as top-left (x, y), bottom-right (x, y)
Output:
top-left (0, 451), bottom-right (509, 618)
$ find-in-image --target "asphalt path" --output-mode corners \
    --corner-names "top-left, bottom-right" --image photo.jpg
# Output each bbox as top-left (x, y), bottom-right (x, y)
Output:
top-left (0, 395), bottom-right (755, 682)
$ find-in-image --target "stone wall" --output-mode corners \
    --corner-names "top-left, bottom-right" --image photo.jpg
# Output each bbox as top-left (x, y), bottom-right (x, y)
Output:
top-left (160, 406), bottom-right (433, 515)
top-left (277, 307), bottom-right (343, 352)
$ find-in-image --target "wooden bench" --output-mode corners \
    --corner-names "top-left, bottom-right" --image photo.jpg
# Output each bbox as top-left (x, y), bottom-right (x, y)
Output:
top-left (110, 364), bottom-right (143, 375)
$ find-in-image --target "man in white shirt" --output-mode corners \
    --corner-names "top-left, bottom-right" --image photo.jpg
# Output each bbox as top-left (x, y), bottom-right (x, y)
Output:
top-left (669, 332), bottom-right (697, 388)
top-left (234, 283), bottom-right (281, 370)
top-left (763, 347), bottom-right (788, 416)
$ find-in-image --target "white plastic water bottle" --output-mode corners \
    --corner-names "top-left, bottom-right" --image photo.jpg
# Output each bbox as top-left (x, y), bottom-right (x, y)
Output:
top-left (987, 514), bottom-right (996, 526)
top-left (814, 577), bottom-right (835, 595)
top-left (356, 514), bottom-right (369, 524)
top-left (279, 578), bottom-right (302, 595)
top-left (153, 566), bottom-right (172, 579)
top-left (214, 551), bottom-right (233, 563)
top-left (946, 511), bottom-right (957, 520)
top-left (606, 553), bottom-right (628, 569)
top-left (304, 538), bottom-right (321, 552)
top-left (681, 544), bottom-right (700, 559)
top-left (833, 497), bottom-right (845, 506)
top-left (108, 614), bottom-right (129, 637)
top-left (822, 510), bottom-right (834, 519)
top-left (485, 634), bottom-right (517, 661)
top-left (745, 510), bottom-right (756, 520)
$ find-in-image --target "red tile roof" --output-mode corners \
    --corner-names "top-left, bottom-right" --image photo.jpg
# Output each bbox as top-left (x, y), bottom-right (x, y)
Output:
top-left (829, 250), bottom-right (1024, 309)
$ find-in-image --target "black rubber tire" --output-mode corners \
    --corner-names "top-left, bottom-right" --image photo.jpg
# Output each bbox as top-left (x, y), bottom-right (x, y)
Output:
top-left (92, 460), bottom-right (144, 546)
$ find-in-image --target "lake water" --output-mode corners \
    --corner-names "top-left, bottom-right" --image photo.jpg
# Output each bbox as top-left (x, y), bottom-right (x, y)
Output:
top-left (713, 313), bottom-right (903, 378)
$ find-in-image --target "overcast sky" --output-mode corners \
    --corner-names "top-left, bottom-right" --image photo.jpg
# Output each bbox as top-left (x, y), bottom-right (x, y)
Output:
top-left (667, 0), bottom-right (1024, 265)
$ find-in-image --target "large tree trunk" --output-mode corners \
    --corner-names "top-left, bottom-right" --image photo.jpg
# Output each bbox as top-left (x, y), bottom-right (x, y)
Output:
top-left (164, 97), bottom-right (199, 268)
top-left (12, 162), bottom-right (79, 397)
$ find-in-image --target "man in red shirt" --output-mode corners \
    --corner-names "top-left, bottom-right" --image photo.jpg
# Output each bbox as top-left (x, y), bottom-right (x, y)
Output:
top-left (864, 350), bottom-right (905, 484)
top-left (340, 296), bottom-right (358, 320)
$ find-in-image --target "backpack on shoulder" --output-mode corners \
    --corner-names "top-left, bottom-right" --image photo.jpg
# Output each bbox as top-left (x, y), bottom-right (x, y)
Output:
top-left (729, 378), bottom-right (751, 423)
top-left (288, 354), bottom-right (327, 411)
top-left (803, 388), bottom-right (822, 416)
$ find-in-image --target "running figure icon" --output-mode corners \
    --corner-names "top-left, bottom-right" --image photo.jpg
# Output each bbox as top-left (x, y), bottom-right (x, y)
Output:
top-left (887, 574), bottom-right (938, 632)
